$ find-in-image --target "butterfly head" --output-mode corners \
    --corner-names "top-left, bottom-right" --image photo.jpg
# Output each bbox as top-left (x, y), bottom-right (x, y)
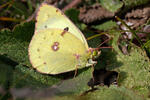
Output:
top-left (88, 48), bottom-right (101, 60)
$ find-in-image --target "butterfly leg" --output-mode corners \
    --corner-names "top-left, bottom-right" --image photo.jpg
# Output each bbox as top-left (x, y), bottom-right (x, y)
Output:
top-left (91, 64), bottom-right (95, 82)
top-left (74, 65), bottom-right (79, 78)
top-left (86, 59), bottom-right (97, 67)
top-left (91, 64), bottom-right (95, 89)
top-left (73, 54), bottom-right (81, 77)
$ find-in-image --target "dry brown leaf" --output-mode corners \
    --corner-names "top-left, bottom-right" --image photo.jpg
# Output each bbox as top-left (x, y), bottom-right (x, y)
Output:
top-left (79, 3), bottom-right (114, 24)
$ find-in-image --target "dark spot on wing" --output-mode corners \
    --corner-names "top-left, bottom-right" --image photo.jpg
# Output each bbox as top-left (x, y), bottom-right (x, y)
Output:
top-left (47, 14), bottom-right (50, 17)
top-left (37, 48), bottom-right (40, 52)
top-left (51, 42), bottom-right (59, 51)
top-left (73, 54), bottom-right (80, 60)
top-left (44, 25), bottom-right (47, 28)
top-left (51, 32), bottom-right (54, 35)
top-left (43, 62), bottom-right (46, 64)
top-left (61, 27), bottom-right (69, 36)
top-left (64, 27), bottom-right (69, 31)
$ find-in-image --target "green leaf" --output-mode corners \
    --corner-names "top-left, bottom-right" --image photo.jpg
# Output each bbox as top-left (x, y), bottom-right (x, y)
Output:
top-left (109, 30), bottom-right (150, 97)
top-left (11, 64), bottom-right (61, 89)
top-left (99, 0), bottom-right (123, 13)
top-left (144, 39), bottom-right (150, 57)
top-left (48, 86), bottom-right (144, 100)
top-left (80, 86), bottom-right (144, 100)
top-left (0, 60), bottom-right (13, 89)
top-left (8, 67), bottom-right (93, 99)
top-left (0, 21), bottom-right (34, 66)
top-left (92, 20), bottom-right (118, 31)
top-left (10, 1), bottom-right (31, 18)
top-left (123, 0), bottom-right (150, 8)
top-left (92, 29), bottom-right (150, 98)
top-left (52, 67), bottom-right (93, 95)
top-left (117, 0), bottom-right (150, 14)
top-left (65, 8), bottom-right (80, 24)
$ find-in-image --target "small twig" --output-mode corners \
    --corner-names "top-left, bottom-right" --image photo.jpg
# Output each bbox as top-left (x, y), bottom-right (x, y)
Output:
top-left (97, 34), bottom-right (112, 48)
top-left (96, 46), bottom-right (113, 49)
top-left (62, 0), bottom-right (82, 11)
top-left (26, 6), bottom-right (39, 22)
top-left (0, 2), bottom-right (10, 10)
top-left (0, 17), bottom-right (23, 22)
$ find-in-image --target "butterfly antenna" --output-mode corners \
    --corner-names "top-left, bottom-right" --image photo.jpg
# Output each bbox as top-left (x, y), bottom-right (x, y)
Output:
top-left (98, 34), bottom-right (111, 47)
top-left (95, 34), bottom-right (113, 50)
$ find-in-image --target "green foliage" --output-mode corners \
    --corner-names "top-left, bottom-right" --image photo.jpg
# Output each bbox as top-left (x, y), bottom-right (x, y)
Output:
top-left (0, 21), bottom-right (34, 66)
top-left (0, 60), bottom-right (13, 89)
top-left (12, 64), bottom-right (62, 89)
top-left (65, 8), bottom-right (86, 30)
top-left (42, 86), bottom-right (144, 100)
top-left (11, 2), bottom-right (30, 18)
top-left (98, 0), bottom-right (150, 14)
top-left (80, 86), bottom-right (144, 100)
top-left (92, 20), bottom-right (118, 31)
top-left (110, 31), bottom-right (150, 97)
top-left (82, 0), bottom-right (98, 6)
top-left (144, 40), bottom-right (150, 57)
top-left (117, 0), bottom-right (150, 14)
top-left (99, 0), bottom-right (123, 13)
top-left (50, 67), bottom-right (93, 96)
top-left (123, 0), bottom-right (150, 8)
top-left (0, 0), bottom-right (150, 100)
top-left (65, 9), bottom-right (80, 24)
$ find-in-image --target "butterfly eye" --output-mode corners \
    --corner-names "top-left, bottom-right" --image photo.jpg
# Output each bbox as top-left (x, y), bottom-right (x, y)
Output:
top-left (44, 25), bottom-right (47, 28)
top-left (92, 50), bottom-right (101, 59)
top-left (92, 50), bottom-right (98, 56)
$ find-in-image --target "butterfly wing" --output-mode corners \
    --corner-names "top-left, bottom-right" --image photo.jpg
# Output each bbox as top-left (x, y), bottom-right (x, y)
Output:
top-left (29, 29), bottom-right (90, 74)
top-left (35, 3), bottom-right (88, 49)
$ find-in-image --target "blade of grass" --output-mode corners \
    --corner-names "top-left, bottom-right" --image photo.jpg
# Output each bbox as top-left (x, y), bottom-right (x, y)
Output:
top-left (115, 16), bottom-right (144, 49)
top-left (144, 40), bottom-right (150, 47)
top-left (0, 1), bottom-right (11, 10)
top-left (27, 0), bottom-right (33, 14)
top-left (86, 32), bottom-right (106, 40)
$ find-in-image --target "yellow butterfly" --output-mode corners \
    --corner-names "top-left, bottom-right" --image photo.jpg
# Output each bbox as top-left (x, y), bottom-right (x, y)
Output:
top-left (28, 3), bottom-right (100, 74)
